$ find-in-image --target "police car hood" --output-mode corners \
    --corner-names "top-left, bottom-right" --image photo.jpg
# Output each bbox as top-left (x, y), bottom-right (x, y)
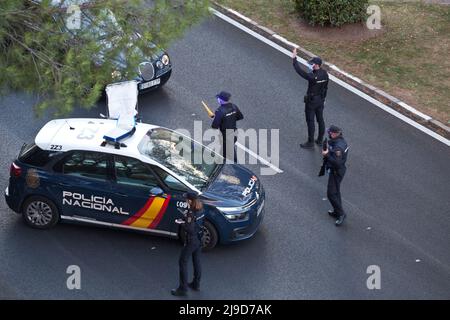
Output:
top-left (203, 164), bottom-right (260, 206)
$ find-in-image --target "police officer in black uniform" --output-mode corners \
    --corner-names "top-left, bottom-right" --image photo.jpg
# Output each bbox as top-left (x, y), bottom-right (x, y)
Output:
top-left (322, 125), bottom-right (349, 226)
top-left (292, 47), bottom-right (329, 149)
top-left (171, 192), bottom-right (205, 296)
top-left (211, 91), bottom-right (244, 162)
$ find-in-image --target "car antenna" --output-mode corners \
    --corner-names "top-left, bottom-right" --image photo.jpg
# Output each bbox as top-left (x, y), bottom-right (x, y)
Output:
top-left (65, 120), bottom-right (75, 130)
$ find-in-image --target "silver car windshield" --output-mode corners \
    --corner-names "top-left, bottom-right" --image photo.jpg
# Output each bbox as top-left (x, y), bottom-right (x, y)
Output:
top-left (138, 128), bottom-right (219, 189)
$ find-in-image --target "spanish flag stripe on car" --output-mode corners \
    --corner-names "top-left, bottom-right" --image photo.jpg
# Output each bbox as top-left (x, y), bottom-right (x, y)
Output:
top-left (122, 197), bottom-right (154, 226)
top-left (123, 196), bottom-right (171, 229)
top-left (149, 195), bottom-right (171, 229)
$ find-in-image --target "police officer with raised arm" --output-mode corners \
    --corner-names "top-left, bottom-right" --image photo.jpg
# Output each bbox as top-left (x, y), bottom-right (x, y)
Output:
top-left (292, 47), bottom-right (329, 149)
top-left (211, 91), bottom-right (244, 162)
top-left (171, 192), bottom-right (205, 296)
top-left (322, 125), bottom-right (349, 226)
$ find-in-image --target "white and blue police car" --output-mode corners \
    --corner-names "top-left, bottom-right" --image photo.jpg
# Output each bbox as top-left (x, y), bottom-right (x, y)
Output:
top-left (4, 81), bottom-right (265, 250)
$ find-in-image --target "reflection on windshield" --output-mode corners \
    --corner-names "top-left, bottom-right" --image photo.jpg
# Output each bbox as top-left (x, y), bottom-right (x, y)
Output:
top-left (138, 128), bottom-right (218, 189)
top-left (59, 8), bottom-right (160, 64)
top-left (82, 9), bottom-right (121, 39)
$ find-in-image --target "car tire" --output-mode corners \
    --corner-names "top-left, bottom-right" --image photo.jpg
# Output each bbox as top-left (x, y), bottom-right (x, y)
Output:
top-left (22, 196), bottom-right (59, 229)
top-left (201, 220), bottom-right (218, 251)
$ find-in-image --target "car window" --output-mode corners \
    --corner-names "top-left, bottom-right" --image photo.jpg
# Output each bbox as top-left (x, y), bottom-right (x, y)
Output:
top-left (114, 155), bottom-right (159, 188)
top-left (19, 144), bottom-right (61, 167)
top-left (138, 128), bottom-right (219, 189)
top-left (152, 166), bottom-right (190, 192)
top-left (62, 151), bottom-right (109, 181)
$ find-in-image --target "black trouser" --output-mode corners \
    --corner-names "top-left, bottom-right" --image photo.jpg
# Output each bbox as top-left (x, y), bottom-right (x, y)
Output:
top-left (304, 101), bottom-right (325, 142)
top-left (178, 241), bottom-right (202, 291)
top-left (220, 129), bottom-right (237, 162)
top-left (327, 170), bottom-right (346, 217)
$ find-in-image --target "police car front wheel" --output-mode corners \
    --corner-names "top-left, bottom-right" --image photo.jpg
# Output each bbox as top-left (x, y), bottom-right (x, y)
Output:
top-left (22, 196), bottom-right (59, 229)
top-left (202, 220), bottom-right (218, 251)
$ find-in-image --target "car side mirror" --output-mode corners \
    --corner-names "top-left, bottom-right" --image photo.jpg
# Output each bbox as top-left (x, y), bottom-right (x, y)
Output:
top-left (150, 187), bottom-right (164, 197)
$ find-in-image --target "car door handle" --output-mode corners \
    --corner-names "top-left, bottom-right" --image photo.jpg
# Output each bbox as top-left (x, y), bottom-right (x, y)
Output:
top-left (150, 193), bottom-right (167, 198)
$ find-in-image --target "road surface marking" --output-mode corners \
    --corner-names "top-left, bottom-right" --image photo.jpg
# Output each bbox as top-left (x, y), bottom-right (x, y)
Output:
top-left (235, 142), bottom-right (284, 173)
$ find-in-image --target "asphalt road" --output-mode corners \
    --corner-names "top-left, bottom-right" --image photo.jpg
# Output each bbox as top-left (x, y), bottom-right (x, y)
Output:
top-left (0, 15), bottom-right (449, 299)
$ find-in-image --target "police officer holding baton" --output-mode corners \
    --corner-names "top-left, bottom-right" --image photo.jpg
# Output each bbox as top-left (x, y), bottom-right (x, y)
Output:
top-left (321, 126), bottom-right (349, 226)
top-left (211, 91), bottom-right (244, 162)
top-left (171, 192), bottom-right (205, 296)
top-left (292, 47), bottom-right (329, 149)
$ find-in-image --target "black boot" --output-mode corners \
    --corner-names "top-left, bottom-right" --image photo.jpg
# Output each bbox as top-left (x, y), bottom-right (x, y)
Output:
top-left (315, 139), bottom-right (323, 147)
top-left (300, 140), bottom-right (314, 149)
top-left (328, 210), bottom-right (338, 218)
top-left (171, 288), bottom-right (187, 296)
top-left (335, 214), bottom-right (346, 226)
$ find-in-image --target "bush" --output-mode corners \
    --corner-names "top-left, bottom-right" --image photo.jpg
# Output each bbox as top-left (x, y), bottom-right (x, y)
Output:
top-left (293, 0), bottom-right (369, 27)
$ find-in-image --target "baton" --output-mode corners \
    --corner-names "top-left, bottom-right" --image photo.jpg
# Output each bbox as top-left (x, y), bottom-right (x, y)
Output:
top-left (201, 101), bottom-right (215, 118)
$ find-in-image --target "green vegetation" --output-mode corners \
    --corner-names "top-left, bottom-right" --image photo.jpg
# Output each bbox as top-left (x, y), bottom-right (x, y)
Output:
top-left (294, 0), bottom-right (369, 26)
top-left (0, 0), bottom-right (210, 115)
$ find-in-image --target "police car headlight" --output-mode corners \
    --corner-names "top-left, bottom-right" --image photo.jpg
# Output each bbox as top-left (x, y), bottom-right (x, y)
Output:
top-left (217, 206), bottom-right (249, 221)
top-left (224, 212), bottom-right (248, 221)
top-left (161, 54), bottom-right (170, 66)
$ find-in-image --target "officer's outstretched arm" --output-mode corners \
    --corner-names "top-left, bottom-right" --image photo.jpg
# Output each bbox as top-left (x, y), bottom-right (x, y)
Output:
top-left (293, 58), bottom-right (314, 81)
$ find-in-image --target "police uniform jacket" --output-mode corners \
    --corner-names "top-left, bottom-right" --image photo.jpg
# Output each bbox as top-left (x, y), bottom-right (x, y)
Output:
top-left (211, 103), bottom-right (244, 132)
top-left (181, 209), bottom-right (204, 246)
top-left (293, 59), bottom-right (329, 104)
top-left (326, 136), bottom-right (348, 176)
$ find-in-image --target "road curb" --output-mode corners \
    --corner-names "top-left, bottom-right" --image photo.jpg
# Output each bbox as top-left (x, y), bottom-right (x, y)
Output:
top-left (211, 2), bottom-right (450, 140)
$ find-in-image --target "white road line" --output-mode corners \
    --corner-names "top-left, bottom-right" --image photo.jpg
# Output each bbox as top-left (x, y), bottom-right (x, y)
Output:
top-left (211, 8), bottom-right (450, 147)
top-left (236, 142), bottom-right (284, 173)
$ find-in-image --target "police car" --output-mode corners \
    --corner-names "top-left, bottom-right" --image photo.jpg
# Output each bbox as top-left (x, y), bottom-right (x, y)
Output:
top-left (4, 81), bottom-right (265, 250)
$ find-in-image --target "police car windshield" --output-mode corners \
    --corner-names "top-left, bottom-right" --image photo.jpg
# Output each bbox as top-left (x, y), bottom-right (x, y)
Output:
top-left (138, 128), bottom-right (219, 189)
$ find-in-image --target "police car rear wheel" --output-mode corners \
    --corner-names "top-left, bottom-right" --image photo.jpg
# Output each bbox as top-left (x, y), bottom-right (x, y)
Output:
top-left (202, 220), bottom-right (218, 251)
top-left (22, 196), bottom-right (59, 229)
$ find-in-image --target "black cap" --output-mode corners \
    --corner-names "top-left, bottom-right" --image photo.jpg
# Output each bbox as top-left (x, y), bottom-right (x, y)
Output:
top-left (308, 57), bottom-right (322, 66)
top-left (183, 192), bottom-right (199, 200)
top-left (216, 91), bottom-right (231, 102)
top-left (328, 125), bottom-right (342, 134)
